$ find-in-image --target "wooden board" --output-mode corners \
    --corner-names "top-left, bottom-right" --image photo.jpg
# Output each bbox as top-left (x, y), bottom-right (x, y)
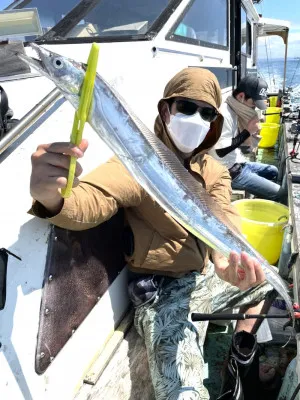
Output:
top-left (75, 324), bottom-right (155, 400)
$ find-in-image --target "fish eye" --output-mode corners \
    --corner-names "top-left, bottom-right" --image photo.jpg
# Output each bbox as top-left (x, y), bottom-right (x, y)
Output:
top-left (53, 57), bottom-right (64, 69)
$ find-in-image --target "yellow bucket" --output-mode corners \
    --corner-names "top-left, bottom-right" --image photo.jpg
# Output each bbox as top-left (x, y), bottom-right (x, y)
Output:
top-left (265, 107), bottom-right (281, 124)
top-left (259, 123), bottom-right (280, 148)
top-left (269, 96), bottom-right (278, 107)
top-left (232, 199), bottom-right (289, 265)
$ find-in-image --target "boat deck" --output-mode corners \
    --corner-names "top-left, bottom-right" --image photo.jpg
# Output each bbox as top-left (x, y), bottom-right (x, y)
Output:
top-left (75, 318), bottom-right (234, 400)
top-left (76, 321), bottom-right (155, 400)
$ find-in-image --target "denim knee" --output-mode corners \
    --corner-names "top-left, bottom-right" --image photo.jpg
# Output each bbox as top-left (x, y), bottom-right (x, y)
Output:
top-left (269, 165), bottom-right (278, 179)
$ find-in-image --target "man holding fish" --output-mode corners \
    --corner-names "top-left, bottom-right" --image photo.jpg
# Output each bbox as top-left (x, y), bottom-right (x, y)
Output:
top-left (30, 68), bottom-right (273, 399)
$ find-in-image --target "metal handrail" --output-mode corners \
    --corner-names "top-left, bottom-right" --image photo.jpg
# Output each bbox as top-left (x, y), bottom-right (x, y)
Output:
top-left (0, 87), bottom-right (62, 155)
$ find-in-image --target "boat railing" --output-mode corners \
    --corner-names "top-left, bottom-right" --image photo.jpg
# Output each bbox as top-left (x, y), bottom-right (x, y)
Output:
top-left (0, 87), bottom-right (61, 156)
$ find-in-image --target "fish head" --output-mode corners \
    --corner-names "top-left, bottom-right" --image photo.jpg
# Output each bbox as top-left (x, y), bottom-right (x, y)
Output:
top-left (18, 43), bottom-right (84, 96)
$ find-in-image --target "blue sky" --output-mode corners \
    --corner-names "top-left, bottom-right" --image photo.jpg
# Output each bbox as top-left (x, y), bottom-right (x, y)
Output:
top-left (0, 0), bottom-right (298, 59)
top-left (0, 0), bottom-right (12, 9)
top-left (255, 0), bottom-right (300, 59)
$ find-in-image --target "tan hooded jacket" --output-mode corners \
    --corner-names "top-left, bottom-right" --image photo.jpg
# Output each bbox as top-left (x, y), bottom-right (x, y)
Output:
top-left (31, 68), bottom-right (241, 277)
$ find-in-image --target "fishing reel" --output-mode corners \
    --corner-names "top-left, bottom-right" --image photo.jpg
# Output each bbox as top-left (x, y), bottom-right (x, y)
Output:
top-left (289, 126), bottom-right (300, 159)
top-left (287, 111), bottom-right (300, 120)
top-left (290, 120), bottom-right (300, 135)
top-left (284, 105), bottom-right (300, 121)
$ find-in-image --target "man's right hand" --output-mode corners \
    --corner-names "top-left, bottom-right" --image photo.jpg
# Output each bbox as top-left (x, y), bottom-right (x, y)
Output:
top-left (246, 117), bottom-right (261, 135)
top-left (30, 139), bottom-right (88, 215)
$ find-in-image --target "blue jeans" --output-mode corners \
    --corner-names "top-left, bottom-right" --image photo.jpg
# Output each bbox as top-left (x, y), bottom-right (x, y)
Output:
top-left (232, 162), bottom-right (281, 201)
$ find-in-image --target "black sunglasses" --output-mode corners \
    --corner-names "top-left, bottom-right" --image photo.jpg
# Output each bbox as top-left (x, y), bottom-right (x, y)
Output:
top-left (174, 99), bottom-right (219, 122)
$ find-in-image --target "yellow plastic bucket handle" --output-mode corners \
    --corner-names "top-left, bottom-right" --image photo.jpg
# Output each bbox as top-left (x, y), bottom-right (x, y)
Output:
top-left (278, 215), bottom-right (288, 222)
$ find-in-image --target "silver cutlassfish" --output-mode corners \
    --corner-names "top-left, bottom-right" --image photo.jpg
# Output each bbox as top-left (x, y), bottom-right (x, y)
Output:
top-left (18, 44), bottom-right (294, 321)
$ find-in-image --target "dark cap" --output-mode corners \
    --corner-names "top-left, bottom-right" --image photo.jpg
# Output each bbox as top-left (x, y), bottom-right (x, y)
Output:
top-left (236, 75), bottom-right (268, 110)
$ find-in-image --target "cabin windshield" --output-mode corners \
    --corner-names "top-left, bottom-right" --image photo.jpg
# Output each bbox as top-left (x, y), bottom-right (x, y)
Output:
top-left (12, 0), bottom-right (174, 42)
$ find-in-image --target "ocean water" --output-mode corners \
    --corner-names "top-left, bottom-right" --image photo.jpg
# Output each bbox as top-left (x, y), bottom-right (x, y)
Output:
top-left (257, 58), bottom-right (300, 104)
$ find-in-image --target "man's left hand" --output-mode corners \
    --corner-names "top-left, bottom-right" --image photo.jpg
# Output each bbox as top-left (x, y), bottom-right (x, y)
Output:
top-left (212, 250), bottom-right (266, 290)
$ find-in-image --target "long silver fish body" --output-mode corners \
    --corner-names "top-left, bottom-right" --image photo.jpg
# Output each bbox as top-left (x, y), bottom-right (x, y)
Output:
top-left (18, 44), bottom-right (294, 320)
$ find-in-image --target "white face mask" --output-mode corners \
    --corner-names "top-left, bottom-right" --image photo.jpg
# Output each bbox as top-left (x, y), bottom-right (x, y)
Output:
top-left (167, 112), bottom-right (211, 153)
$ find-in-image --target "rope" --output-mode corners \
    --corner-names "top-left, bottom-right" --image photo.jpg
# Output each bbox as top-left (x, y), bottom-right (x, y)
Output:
top-left (264, 37), bottom-right (272, 86)
top-left (259, 1), bottom-right (275, 87)
top-left (267, 37), bottom-right (276, 86)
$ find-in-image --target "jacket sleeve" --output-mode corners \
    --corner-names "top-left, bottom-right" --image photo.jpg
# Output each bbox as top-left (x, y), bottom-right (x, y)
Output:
top-left (208, 167), bottom-right (242, 232)
top-left (30, 156), bottom-right (146, 231)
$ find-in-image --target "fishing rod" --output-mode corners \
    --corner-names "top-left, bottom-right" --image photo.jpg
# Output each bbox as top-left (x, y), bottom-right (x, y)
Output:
top-left (191, 303), bottom-right (300, 331)
top-left (191, 312), bottom-right (292, 322)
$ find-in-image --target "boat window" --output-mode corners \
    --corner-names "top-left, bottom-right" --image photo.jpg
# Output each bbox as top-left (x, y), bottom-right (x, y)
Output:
top-left (168, 0), bottom-right (228, 49)
top-left (241, 6), bottom-right (251, 56)
top-left (13, 0), bottom-right (174, 41)
top-left (63, 0), bottom-right (170, 39)
top-left (14, 0), bottom-right (80, 40)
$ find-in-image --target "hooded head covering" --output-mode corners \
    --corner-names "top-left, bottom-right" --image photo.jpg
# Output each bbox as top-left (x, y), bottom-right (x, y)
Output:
top-left (154, 67), bottom-right (224, 156)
